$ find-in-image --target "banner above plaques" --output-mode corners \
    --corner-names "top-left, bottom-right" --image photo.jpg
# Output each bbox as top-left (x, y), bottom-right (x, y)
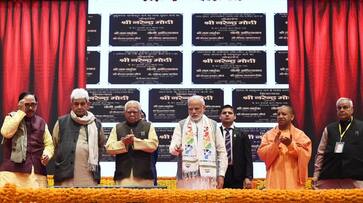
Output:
top-left (88, 88), bottom-right (140, 123)
top-left (233, 89), bottom-right (290, 122)
top-left (149, 88), bottom-right (224, 122)
top-left (109, 51), bottom-right (182, 84)
top-left (109, 14), bottom-right (183, 46)
top-left (192, 13), bottom-right (266, 46)
top-left (192, 51), bottom-right (266, 84)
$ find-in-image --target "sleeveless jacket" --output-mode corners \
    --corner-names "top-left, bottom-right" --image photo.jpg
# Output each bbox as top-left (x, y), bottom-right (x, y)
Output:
top-left (113, 120), bottom-right (153, 181)
top-left (53, 114), bottom-right (102, 183)
top-left (319, 119), bottom-right (363, 180)
top-left (0, 114), bottom-right (47, 175)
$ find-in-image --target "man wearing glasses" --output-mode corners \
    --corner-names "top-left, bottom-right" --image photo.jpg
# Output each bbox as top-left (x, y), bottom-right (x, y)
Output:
top-left (313, 97), bottom-right (363, 189)
top-left (0, 92), bottom-right (54, 188)
top-left (106, 100), bottom-right (158, 187)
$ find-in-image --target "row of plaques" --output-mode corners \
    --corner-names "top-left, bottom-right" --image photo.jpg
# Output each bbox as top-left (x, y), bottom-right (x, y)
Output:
top-left (87, 50), bottom-right (288, 84)
top-left (100, 126), bottom-right (268, 162)
top-left (87, 88), bottom-right (289, 123)
top-left (87, 13), bottom-right (287, 46)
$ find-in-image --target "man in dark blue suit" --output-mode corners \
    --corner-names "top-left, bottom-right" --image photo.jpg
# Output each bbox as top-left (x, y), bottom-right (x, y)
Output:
top-left (219, 105), bottom-right (253, 188)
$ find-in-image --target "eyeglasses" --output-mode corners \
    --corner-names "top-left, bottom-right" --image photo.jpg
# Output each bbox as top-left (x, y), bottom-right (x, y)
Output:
top-left (24, 103), bottom-right (37, 108)
top-left (337, 105), bottom-right (350, 110)
top-left (126, 111), bottom-right (140, 114)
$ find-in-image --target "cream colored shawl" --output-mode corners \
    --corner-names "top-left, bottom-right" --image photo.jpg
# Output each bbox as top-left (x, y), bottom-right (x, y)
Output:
top-left (181, 115), bottom-right (217, 179)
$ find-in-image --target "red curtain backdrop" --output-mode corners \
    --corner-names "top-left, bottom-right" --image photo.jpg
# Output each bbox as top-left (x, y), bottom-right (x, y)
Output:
top-left (288, 0), bottom-right (363, 147)
top-left (0, 0), bottom-right (87, 126)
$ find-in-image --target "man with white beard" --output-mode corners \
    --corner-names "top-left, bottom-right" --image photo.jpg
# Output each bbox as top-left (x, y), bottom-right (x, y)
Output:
top-left (169, 95), bottom-right (227, 189)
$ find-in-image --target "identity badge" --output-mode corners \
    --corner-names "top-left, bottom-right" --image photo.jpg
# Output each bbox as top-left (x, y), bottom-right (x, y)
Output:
top-left (334, 142), bottom-right (344, 153)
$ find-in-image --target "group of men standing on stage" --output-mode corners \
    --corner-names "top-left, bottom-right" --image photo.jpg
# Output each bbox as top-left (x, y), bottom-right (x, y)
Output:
top-left (0, 89), bottom-right (362, 190)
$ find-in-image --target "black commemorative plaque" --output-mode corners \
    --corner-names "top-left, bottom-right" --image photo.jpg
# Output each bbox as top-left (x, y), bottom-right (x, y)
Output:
top-left (109, 51), bottom-right (182, 84)
top-left (86, 51), bottom-right (100, 84)
top-left (274, 13), bottom-right (287, 46)
top-left (100, 127), bottom-right (115, 162)
top-left (155, 127), bottom-right (177, 162)
top-left (88, 88), bottom-right (140, 123)
top-left (233, 89), bottom-right (290, 122)
top-left (87, 14), bottom-right (101, 46)
top-left (238, 127), bottom-right (269, 162)
top-left (192, 13), bottom-right (266, 46)
top-left (275, 51), bottom-right (288, 84)
top-left (149, 88), bottom-right (224, 122)
top-left (192, 51), bottom-right (266, 84)
top-left (109, 14), bottom-right (182, 46)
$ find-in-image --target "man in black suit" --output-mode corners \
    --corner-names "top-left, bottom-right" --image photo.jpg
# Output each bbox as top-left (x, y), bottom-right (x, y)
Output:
top-left (219, 105), bottom-right (253, 188)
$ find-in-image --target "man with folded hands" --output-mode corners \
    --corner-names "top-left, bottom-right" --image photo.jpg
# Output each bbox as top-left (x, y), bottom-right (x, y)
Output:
top-left (106, 100), bottom-right (158, 187)
top-left (258, 105), bottom-right (311, 189)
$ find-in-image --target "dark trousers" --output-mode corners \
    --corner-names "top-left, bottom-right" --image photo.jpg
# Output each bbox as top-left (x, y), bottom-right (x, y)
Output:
top-left (223, 165), bottom-right (243, 188)
top-left (151, 148), bottom-right (158, 186)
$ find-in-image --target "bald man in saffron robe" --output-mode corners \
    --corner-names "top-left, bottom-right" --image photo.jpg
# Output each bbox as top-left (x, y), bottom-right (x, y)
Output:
top-left (257, 105), bottom-right (311, 189)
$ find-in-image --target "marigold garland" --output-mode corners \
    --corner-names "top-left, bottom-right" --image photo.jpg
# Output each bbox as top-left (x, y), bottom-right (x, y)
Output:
top-left (46, 176), bottom-right (312, 189)
top-left (1, 185), bottom-right (363, 202)
top-left (18, 176), bottom-right (358, 202)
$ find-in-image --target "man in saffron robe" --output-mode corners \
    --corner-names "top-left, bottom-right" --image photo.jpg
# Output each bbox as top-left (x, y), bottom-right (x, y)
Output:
top-left (257, 105), bottom-right (311, 189)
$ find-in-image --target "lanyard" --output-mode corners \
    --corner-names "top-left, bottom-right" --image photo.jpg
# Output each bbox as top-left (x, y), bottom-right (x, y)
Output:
top-left (339, 120), bottom-right (352, 141)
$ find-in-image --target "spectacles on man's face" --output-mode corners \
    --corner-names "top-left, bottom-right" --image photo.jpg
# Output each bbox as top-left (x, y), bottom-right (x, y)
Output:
top-left (337, 105), bottom-right (351, 110)
top-left (24, 103), bottom-right (37, 108)
top-left (126, 110), bottom-right (140, 114)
